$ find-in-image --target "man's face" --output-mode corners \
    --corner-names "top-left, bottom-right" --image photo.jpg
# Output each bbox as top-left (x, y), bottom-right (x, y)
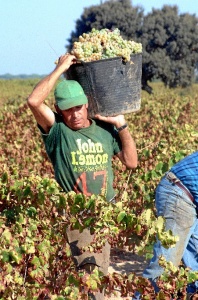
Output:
top-left (59, 104), bottom-right (90, 130)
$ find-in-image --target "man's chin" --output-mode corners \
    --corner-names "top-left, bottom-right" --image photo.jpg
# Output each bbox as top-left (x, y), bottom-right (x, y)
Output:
top-left (70, 124), bottom-right (82, 130)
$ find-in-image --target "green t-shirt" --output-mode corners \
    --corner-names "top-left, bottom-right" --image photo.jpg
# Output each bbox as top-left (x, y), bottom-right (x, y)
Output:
top-left (40, 114), bottom-right (122, 201)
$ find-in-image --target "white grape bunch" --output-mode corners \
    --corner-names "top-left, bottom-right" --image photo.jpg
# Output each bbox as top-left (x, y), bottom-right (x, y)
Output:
top-left (71, 28), bottom-right (142, 62)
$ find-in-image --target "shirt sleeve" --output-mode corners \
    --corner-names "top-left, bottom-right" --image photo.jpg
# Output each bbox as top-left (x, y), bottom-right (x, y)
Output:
top-left (37, 113), bottom-right (60, 157)
top-left (112, 128), bottom-right (122, 155)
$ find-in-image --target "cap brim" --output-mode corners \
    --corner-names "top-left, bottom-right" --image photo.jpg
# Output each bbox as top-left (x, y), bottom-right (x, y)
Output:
top-left (57, 95), bottom-right (88, 110)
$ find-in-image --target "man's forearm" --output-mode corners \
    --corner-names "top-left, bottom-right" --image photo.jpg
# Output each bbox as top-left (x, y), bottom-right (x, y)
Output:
top-left (28, 54), bottom-right (76, 107)
top-left (118, 127), bottom-right (138, 169)
top-left (28, 68), bottom-right (63, 105)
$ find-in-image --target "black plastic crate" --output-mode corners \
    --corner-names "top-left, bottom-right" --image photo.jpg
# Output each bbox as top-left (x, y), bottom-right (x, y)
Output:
top-left (65, 53), bottom-right (142, 117)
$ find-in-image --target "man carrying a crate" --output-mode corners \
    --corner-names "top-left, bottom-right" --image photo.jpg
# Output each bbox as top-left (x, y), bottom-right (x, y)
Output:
top-left (27, 53), bottom-right (138, 300)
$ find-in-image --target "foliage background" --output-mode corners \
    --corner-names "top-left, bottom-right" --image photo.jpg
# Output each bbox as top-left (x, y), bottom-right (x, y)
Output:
top-left (1, 79), bottom-right (198, 299)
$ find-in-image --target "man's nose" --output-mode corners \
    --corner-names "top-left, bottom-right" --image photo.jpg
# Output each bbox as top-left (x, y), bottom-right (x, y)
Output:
top-left (72, 110), bottom-right (78, 117)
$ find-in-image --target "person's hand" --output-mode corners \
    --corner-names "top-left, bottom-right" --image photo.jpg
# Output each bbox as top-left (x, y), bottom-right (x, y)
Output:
top-left (94, 114), bottom-right (126, 129)
top-left (55, 53), bottom-right (76, 73)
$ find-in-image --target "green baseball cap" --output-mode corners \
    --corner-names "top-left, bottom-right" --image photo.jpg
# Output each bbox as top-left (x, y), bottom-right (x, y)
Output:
top-left (54, 80), bottom-right (88, 110)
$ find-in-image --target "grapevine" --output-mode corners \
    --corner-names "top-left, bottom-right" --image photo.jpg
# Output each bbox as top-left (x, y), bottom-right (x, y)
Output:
top-left (1, 80), bottom-right (198, 298)
top-left (71, 28), bottom-right (142, 62)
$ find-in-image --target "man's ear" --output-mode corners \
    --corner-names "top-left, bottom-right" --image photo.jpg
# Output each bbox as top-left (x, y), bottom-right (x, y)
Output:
top-left (85, 103), bottom-right (89, 109)
top-left (54, 104), bottom-right (62, 115)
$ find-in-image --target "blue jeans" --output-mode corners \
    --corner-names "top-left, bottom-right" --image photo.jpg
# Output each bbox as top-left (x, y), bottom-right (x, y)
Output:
top-left (140, 174), bottom-right (198, 295)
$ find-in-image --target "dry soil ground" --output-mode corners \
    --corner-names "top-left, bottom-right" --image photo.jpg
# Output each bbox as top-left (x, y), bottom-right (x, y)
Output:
top-left (105, 248), bottom-right (148, 300)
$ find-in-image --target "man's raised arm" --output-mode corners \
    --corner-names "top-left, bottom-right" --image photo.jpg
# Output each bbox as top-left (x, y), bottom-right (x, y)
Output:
top-left (27, 54), bottom-right (76, 133)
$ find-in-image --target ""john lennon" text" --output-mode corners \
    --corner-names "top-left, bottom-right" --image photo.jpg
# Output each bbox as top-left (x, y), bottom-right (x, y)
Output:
top-left (71, 139), bottom-right (108, 166)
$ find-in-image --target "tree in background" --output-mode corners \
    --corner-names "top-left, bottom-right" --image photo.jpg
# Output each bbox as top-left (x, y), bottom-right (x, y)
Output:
top-left (66, 0), bottom-right (198, 93)
top-left (67, 0), bottom-right (143, 47)
top-left (141, 5), bottom-right (198, 93)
